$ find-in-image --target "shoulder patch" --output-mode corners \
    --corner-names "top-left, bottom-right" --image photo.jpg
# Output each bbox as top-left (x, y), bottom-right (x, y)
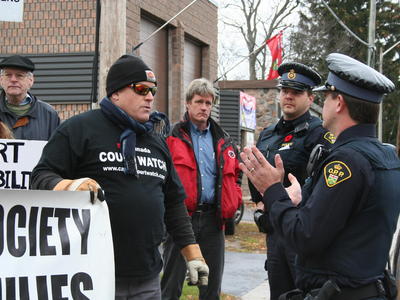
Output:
top-left (323, 161), bottom-right (351, 187)
top-left (228, 150), bottom-right (236, 158)
top-left (324, 132), bottom-right (336, 144)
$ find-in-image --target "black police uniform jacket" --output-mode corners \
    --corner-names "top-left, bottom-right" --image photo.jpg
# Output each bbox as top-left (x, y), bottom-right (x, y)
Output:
top-left (250, 111), bottom-right (333, 231)
top-left (263, 124), bottom-right (400, 291)
top-left (31, 109), bottom-right (195, 279)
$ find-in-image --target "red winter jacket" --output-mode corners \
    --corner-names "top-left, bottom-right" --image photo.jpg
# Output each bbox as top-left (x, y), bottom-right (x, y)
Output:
top-left (166, 117), bottom-right (242, 228)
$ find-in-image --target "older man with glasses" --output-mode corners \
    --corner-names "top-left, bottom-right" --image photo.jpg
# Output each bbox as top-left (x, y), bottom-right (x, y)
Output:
top-left (0, 55), bottom-right (60, 140)
top-left (31, 54), bottom-right (209, 300)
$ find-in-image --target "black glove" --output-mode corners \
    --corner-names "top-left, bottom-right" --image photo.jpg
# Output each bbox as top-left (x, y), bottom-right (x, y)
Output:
top-left (254, 209), bottom-right (270, 234)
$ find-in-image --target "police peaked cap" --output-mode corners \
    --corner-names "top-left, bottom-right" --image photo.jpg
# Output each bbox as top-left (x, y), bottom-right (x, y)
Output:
top-left (0, 55), bottom-right (35, 72)
top-left (314, 53), bottom-right (395, 103)
top-left (278, 62), bottom-right (322, 91)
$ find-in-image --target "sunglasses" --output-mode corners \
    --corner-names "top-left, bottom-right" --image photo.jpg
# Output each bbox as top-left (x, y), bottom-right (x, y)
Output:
top-left (129, 83), bottom-right (157, 96)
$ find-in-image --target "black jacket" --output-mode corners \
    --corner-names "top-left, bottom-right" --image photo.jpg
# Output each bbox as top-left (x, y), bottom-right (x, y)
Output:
top-left (0, 91), bottom-right (60, 140)
top-left (31, 109), bottom-right (195, 279)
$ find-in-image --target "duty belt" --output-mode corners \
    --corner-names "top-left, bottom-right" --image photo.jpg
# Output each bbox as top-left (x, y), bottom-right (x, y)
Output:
top-left (330, 280), bottom-right (386, 300)
top-left (280, 280), bottom-right (386, 300)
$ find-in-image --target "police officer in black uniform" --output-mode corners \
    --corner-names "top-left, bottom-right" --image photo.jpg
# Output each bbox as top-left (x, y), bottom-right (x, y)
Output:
top-left (242, 53), bottom-right (400, 300)
top-left (250, 62), bottom-right (335, 300)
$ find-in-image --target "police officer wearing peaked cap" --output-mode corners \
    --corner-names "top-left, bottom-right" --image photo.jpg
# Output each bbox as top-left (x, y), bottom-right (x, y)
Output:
top-left (249, 62), bottom-right (335, 300)
top-left (242, 53), bottom-right (400, 300)
top-left (314, 52), bottom-right (395, 101)
top-left (278, 62), bottom-right (323, 91)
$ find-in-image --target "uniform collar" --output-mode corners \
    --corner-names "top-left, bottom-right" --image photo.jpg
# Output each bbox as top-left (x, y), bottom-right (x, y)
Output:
top-left (276, 111), bottom-right (312, 132)
top-left (332, 124), bottom-right (377, 149)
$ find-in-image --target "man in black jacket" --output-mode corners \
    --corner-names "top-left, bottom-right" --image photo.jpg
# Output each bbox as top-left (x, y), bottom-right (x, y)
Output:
top-left (0, 55), bottom-right (59, 140)
top-left (31, 54), bottom-right (208, 300)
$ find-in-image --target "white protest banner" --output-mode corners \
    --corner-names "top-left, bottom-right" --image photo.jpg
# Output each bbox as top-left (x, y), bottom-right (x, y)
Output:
top-left (0, 189), bottom-right (115, 299)
top-left (0, 0), bottom-right (24, 22)
top-left (240, 91), bottom-right (256, 130)
top-left (0, 139), bottom-right (47, 190)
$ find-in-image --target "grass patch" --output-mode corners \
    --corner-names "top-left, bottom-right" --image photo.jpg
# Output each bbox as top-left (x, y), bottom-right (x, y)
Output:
top-left (180, 280), bottom-right (240, 299)
top-left (178, 221), bottom-right (265, 299)
top-left (225, 222), bottom-right (266, 253)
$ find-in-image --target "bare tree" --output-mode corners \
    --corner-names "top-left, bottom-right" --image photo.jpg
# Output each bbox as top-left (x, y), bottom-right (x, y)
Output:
top-left (220, 0), bottom-right (300, 80)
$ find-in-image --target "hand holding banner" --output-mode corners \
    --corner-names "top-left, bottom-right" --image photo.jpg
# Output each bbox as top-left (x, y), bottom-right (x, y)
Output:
top-left (0, 189), bottom-right (115, 299)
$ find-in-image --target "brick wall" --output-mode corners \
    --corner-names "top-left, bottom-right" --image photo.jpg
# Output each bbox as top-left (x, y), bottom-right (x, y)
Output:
top-left (52, 103), bottom-right (92, 121)
top-left (0, 0), bottom-right (96, 55)
top-left (0, 0), bottom-right (97, 119)
top-left (1, 0), bottom-right (218, 122)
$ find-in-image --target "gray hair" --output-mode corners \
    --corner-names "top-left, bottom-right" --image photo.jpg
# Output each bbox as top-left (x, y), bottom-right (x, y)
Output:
top-left (0, 69), bottom-right (33, 77)
top-left (185, 78), bottom-right (216, 103)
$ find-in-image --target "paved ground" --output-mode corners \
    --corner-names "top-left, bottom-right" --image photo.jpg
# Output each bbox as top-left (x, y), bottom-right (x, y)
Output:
top-left (222, 251), bottom-right (269, 299)
top-left (221, 202), bottom-right (270, 299)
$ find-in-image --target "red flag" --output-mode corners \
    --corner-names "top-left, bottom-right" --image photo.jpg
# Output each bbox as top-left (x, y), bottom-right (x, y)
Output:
top-left (266, 31), bottom-right (283, 80)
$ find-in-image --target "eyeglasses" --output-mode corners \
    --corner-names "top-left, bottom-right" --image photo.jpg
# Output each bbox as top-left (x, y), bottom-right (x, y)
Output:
top-left (129, 83), bottom-right (157, 96)
top-left (0, 72), bottom-right (32, 80)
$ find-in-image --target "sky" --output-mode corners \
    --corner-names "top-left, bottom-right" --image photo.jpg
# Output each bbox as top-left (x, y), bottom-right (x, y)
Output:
top-left (217, 0), bottom-right (301, 80)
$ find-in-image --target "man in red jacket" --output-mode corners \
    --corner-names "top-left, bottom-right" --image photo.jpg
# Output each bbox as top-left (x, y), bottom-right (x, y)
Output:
top-left (161, 78), bottom-right (242, 300)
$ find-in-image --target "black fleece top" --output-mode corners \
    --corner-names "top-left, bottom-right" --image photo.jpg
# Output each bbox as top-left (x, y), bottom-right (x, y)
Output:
top-left (31, 109), bottom-right (195, 279)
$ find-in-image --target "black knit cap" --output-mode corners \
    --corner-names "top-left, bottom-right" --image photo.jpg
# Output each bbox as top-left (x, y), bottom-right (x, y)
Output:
top-left (106, 54), bottom-right (157, 97)
top-left (0, 55), bottom-right (35, 72)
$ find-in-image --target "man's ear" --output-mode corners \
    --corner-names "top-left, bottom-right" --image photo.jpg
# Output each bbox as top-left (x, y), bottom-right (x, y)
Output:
top-left (29, 75), bottom-right (34, 88)
top-left (309, 93), bottom-right (315, 103)
top-left (336, 94), bottom-right (346, 113)
top-left (110, 91), bottom-right (119, 102)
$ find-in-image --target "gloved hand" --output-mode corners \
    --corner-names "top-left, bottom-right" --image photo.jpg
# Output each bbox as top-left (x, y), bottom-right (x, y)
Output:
top-left (181, 244), bottom-right (209, 286)
top-left (186, 258), bottom-right (209, 286)
top-left (53, 177), bottom-right (105, 203)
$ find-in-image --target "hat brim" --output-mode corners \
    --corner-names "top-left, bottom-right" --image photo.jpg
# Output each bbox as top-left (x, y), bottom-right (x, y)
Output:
top-left (312, 85), bottom-right (329, 92)
top-left (0, 63), bottom-right (34, 72)
top-left (278, 81), bottom-right (310, 91)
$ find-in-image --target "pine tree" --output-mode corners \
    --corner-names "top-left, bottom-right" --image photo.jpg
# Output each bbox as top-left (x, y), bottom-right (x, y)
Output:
top-left (289, 0), bottom-right (400, 144)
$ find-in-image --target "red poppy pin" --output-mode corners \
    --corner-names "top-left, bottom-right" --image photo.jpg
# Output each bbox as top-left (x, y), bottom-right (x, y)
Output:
top-left (284, 134), bottom-right (293, 142)
top-left (117, 143), bottom-right (121, 149)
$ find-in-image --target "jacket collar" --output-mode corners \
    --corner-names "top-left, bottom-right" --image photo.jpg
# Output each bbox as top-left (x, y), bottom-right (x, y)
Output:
top-left (0, 91), bottom-right (39, 118)
top-left (172, 111), bottom-right (228, 142)
top-left (275, 111), bottom-right (312, 133)
top-left (332, 124), bottom-right (377, 150)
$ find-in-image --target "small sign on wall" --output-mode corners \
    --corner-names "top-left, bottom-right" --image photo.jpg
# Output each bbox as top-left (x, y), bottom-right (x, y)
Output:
top-left (240, 91), bottom-right (256, 130)
top-left (0, 0), bottom-right (24, 22)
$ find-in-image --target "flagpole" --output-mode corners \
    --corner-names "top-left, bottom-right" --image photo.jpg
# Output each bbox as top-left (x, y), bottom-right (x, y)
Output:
top-left (215, 31), bottom-right (283, 83)
top-left (132, 0), bottom-right (199, 52)
top-left (214, 43), bottom-right (268, 83)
